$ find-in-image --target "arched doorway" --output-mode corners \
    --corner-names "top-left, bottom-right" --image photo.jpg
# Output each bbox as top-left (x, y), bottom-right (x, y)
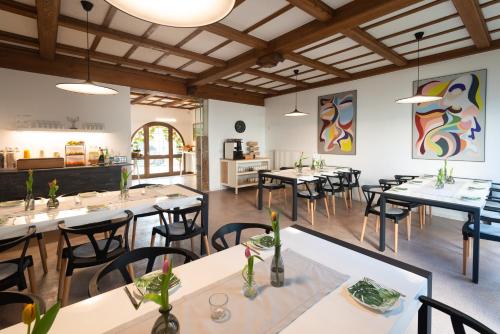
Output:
top-left (131, 122), bottom-right (185, 178)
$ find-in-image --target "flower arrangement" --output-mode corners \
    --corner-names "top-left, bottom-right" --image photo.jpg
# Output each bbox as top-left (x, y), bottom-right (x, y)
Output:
top-left (270, 209), bottom-right (284, 287)
top-left (120, 167), bottom-right (130, 199)
top-left (435, 168), bottom-right (445, 189)
top-left (242, 245), bottom-right (263, 298)
top-left (26, 170), bottom-right (33, 194)
top-left (294, 152), bottom-right (307, 172)
top-left (22, 301), bottom-right (60, 334)
top-left (25, 170), bottom-right (35, 211)
top-left (47, 179), bottom-right (59, 209)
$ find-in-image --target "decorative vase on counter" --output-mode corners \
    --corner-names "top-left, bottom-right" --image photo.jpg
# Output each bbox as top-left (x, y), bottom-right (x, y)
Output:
top-left (47, 196), bottom-right (59, 209)
top-left (242, 272), bottom-right (258, 299)
top-left (151, 306), bottom-right (179, 334)
top-left (120, 186), bottom-right (129, 200)
top-left (270, 245), bottom-right (285, 287)
top-left (24, 193), bottom-right (35, 211)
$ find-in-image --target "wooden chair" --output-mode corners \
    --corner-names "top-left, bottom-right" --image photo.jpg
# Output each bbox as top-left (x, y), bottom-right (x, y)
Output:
top-left (0, 226), bottom-right (37, 293)
top-left (57, 211), bottom-right (133, 306)
top-left (344, 169), bottom-right (363, 203)
top-left (380, 178), bottom-right (425, 229)
top-left (360, 185), bottom-right (411, 253)
top-left (321, 173), bottom-right (349, 215)
top-left (0, 291), bottom-right (45, 329)
top-left (211, 222), bottom-right (272, 251)
top-left (151, 200), bottom-right (211, 255)
top-left (255, 169), bottom-right (286, 208)
top-left (88, 247), bottom-right (199, 297)
top-left (297, 177), bottom-right (329, 225)
top-left (417, 295), bottom-right (495, 333)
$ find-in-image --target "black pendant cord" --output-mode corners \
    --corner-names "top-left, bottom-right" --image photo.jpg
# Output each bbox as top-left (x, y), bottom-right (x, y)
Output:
top-left (416, 36), bottom-right (420, 85)
top-left (86, 9), bottom-right (90, 82)
top-left (294, 70), bottom-right (299, 109)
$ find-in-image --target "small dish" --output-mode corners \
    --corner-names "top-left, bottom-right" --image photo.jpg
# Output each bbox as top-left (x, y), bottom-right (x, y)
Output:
top-left (0, 200), bottom-right (24, 208)
top-left (249, 233), bottom-right (275, 249)
top-left (347, 277), bottom-right (402, 313)
top-left (461, 195), bottom-right (481, 201)
top-left (134, 271), bottom-right (181, 295)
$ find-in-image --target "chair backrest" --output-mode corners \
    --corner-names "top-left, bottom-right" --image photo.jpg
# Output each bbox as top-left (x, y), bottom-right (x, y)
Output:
top-left (0, 226), bottom-right (36, 260)
top-left (258, 169), bottom-right (274, 184)
top-left (394, 175), bottom-right (418, 183)
top-left (279, 167), bottom-right (294, 170)
top-left (155, 200), bottom-right (204, 235)
top-left (378, 178), bottom-right (402, 191)
top-left (361, 185), bottom-right (384, 209)
top-left (58, 210), bottom-right (133, 261)
top-left (417, 296), bottom-right (495, 334)
top-left (88, 246), bottom-right (199, 297)
top-left (302, 177), bottom-right (325, 196)
top-left (211, 223), bottom-right (272, 251)
top-left (0, 291), bottom-right (45, 312)
top-left (322, 174), bottom-right (345, 192)
top-left (351, 170), bottom-right (362, 185)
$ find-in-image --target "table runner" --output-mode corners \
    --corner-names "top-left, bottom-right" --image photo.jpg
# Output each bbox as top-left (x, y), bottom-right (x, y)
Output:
top-left (107, 249), bottom-right (349, 334)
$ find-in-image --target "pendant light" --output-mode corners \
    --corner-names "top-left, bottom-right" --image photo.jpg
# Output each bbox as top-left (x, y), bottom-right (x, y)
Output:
top-left (104, 0), bottom-right (235, 28)
top-left (56, 1), bottom-right (118, 95)
top-left (395, 32), bottom-right (442, 104)
top-left (284, 70), bottom-right (309, 117)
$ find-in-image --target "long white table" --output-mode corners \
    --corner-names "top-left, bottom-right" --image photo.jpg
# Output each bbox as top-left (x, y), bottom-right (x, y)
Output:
top-left (1, 226), bottom-right (430, 334)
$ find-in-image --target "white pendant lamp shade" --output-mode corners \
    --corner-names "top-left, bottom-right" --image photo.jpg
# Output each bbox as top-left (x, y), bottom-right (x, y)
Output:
top-left (284, 70), bottom-right (309, 117)
top-left (56, 82), bottom-right (118, 95)
top-left (395, 31), bottom-right (442, 104)
top-left (56, 1), bottom-right (118, 96)
top-left (105, 0), bottom-right (236, 27)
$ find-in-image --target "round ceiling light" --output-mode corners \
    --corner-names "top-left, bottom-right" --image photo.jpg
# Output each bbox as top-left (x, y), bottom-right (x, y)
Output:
top-left (56, 82), bottom-right (118, 95)
top-left (105, 0), bottom-right (236, 27)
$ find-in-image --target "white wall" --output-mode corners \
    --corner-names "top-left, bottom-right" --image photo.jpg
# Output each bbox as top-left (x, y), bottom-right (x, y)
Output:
top-left (0, 68), bottom-right (131, 158)
top-left (208, 99), bottom-right (266, 191)
top-left (266, 49), bottom-right (500, 218)
top-left (130, 105), bottom-right (195, 145)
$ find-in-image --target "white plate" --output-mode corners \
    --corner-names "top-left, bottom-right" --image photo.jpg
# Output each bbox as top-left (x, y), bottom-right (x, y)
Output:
top-left (347, 277), bottom-right (402, 313)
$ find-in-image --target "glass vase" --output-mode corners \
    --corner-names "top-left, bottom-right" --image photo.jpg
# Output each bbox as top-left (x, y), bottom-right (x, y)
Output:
top-left (270, 245), bottom-right (285, 287)
top-left (24, 192), bottom-right (35, 211)
top-left (151, 305), bottom-right (179, 334)
top-left (242, 272), bottom-right (258, 299)
top-left (120, 184), bottom-right (129, 200)
top-left (46, 196), bottom-right (59, 209)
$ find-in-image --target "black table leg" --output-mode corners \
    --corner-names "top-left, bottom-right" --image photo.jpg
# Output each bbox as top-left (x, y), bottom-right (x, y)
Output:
top-left (472, 208), bottom-right (480, 283)
top-left (257, 176), bottom-right (263, 210)
top-left (201, 192), bottom-right (209, 255)
top-left (292, 180), bottom-right (298, 221)
top-left (379, 195), bottom-right (386, 252)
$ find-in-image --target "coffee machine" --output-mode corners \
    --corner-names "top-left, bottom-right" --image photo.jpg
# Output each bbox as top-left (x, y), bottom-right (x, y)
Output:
top-left (223, 139), bottom-right (244, 160)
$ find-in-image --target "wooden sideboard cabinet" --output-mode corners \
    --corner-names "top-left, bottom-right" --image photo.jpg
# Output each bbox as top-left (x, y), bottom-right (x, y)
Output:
top-left (220, 158), bottom-right (270, 194)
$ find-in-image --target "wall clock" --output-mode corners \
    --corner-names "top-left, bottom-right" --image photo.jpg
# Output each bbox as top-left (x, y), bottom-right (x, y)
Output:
top-left (235, 120), bottom-right (246, 133)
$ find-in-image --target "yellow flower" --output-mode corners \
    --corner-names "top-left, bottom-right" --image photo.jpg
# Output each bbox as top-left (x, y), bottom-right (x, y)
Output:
top-left (271, 211), bottom-right (277, 222)
top-left (22, 303), bottom-right (35, 325)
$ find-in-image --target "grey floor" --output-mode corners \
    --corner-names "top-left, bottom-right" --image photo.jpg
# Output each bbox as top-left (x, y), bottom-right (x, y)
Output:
top-left (2, 176), bottom-right (499, 333)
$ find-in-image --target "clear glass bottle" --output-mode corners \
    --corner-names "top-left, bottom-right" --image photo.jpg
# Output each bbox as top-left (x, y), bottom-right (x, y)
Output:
top-left (270, 245), bottom-right (285, 287)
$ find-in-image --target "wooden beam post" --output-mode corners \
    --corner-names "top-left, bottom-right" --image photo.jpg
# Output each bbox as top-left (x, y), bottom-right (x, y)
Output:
top-left (283, 52), bottom-right (351, 78)
top-left (451, 0), bottom-right (491, 48)
top-left (35, 0), bottom-right (60, 60)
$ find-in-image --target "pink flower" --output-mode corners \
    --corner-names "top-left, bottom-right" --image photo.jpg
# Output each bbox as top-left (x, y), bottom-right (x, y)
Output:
top-left (162, 258), bottom-right (170, 274)
top-left (245, 246), bottom-right (251, 259)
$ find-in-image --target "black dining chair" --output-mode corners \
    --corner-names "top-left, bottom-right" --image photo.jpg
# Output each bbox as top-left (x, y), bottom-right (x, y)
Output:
top-left (297, 177), bottom-right (329, 225)
top-left (0, 291), bottom-right (45, 329)
top-left (360, 185), bottom-right (411, 253)
top-left (344, 169), bottom-right (362, 204)
top-left (394, 175), bottom-right (419, 183)
top-left (151, 200), bottom-right (210, 255)
top-left (255, 169), bottom-right (286, 208)
top-left (0, 226), bottom-right (37, 293)
top-left (211, 222), bottom-right (272, 251)
top-left (128, 183), bottom-right (164, 250)
top-left (321, 173), bottom-right (349, 216)
top-left (417, 295), bottom-right (495, 334)
top-left (462, 206), bottom-right (500, 276)
top-left (88, 246), bottom-right (199, 297)
top-left (57, 210), bottom-right (134, 306)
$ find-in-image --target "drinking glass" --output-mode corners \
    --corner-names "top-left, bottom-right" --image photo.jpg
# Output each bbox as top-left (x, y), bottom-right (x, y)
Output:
top-left (209, 293), bottom-right (229, 322)
top-left (74, 195), bottom-right (82, 206)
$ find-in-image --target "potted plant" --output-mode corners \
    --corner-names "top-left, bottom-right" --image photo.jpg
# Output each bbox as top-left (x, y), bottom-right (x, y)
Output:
top-left (46, 179), bottom-right (59, 209)
top-left (25, 169), bottom-right (35, 211)
top-left (242, 245), bottom-right (263, 299)
top-left (269, 210), bottom-right (284, 287)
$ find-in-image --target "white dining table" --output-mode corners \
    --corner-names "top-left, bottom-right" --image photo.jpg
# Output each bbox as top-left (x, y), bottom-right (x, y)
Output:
top-left (0, 184), bottom-right (203, 239)
top-left (1, 225), bottom-right (430, 334)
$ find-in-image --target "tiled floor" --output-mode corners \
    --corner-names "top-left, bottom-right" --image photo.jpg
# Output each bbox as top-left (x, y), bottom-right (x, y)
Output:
top-left (2, 182), bottom-right (499, 333)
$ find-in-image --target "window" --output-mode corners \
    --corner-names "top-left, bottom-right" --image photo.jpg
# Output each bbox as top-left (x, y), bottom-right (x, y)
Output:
top-left (131, 122), bottom-right (185, 178)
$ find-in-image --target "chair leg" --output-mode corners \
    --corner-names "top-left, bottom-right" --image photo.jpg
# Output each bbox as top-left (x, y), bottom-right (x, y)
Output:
top-left (375, 216), bottom-right (380, 233)
top-left (324, 197), bottom-right (330, 218)
top-left (131, 218), bottom-right (138, 250)
top-left (357, 186), bottom-right (362, 203)
top-left (394, 223), bottom-right (399, 253)
top-left (203, 235), bottom-right (211, 255)
top-left (283, 188), bottom-right (287, 203)
top-left (307, 199), bottom-right (310, 213)
top-left (62, 274), bottom-right (72, 307)
top-left (57, 257), bottom-right (67, 302)
top-left (190, 237), bottom-right (195, 252)
top-left (428, 206), bottom-right (432, 223)
top-left (36, 234), bottom-right (48, 274)
top-left (331, 194), bottom-right (336, 216)
top-left (343, 191), bottom-right (349, 209)
top-left (268, 191), bottom-right (272, 208)
top-left (407, 213), bottom-right (411, 241)
top-left (255, 189), bottom-right (259, 207)
top-left (309, 201), bottom-right (315, 226)
top-left (360, 216), bottom-right (368, 242)
top-left (127, 264), bottom-right (135, 280)
top-left (419, 207), bottom-right (424, 229)
top-left (349, 189), bottom-right (353, 208)
top-left (56, 233), bottom-right (63, 272)
top-left (463, 239), bottom-right (468, 275)
top-left (150, 232), bottom-right (156, 247)
top-left (469, 237), bottom-right (473, 257)
top-left (27, 265), bottom-right (37, 293)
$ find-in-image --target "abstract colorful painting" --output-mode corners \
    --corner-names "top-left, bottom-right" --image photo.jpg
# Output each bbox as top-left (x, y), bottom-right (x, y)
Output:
top-left (412, 69), bottom-right (486, 161)
top-left (318, 90), bottom-right (357, 155)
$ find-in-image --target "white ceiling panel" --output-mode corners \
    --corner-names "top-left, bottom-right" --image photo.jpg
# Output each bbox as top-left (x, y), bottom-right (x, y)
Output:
top-left (322, 46), bottom-right (372, 65)
top-left (261, 81), bottom-right (286, 88)
top-left (367, 2), bottom-right (458, 39)
top-left (208, 41), bottom-right (251, 60)
top-left (360, 0), bottom-right (435, 28)
top-left (482, 2), bottom-right (500, 18)
top-left (301, 37), bottom-right (357, 59)
top-left (276, 65), bottom-right (312, 77)
top-left (158, 55), bottom-right (191, 68)
top-left (60, 0), bottom-right (109, 24)
top-left (181, 62), bottom-right (213, 73)
top-left (244, 77), bottom-right (273, 86)
top-left (229, 73), bottom-right (258, 82)
top-left (221, 0), bottom-right (289, 31)
top-left (487, 19), bottom-right (500, 31)
top-left (348, 60), bottom-right (392, 73)
top-left (108, 10), bottom-right (151, 36)
top-left (182, 31), bottom-right (227, 54)
top-left (491, 30), bottom-right (500, 40)
top-left (405, 39), bottom-right (474, 60)
top-left (382, 17), bottom-right (464, 47)
top-left (304, 74), bottom-right (336, 83)
top-left (95, 37), bottom-right (132, 57)
top-left (322, 0), bottom-right (353, 9)
top-left (294, 34), bottom-right (343, 53)
top-left (393, 28), bottom-right (470, 54)
top-left (0, 10), bottom-right (37, 38)
top-left (149, 26), bottom-right (197, 46)
top-left (274, 84), bottom-right (295, 90)
top-left (129, 47), bottom-right (164, 63)
top-left (296, 70), bottom-right (327, 81)
top-left (336, 54), bottom-right (383, 69)
top-left (260, 59), bottom-right (297, 73)
top-left (250, 8), bottom-right (315, 41)
top-left (57, 26), bottom-right (95, 49)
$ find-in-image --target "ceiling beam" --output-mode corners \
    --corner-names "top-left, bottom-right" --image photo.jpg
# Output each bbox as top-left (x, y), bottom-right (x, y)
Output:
top-left (90, 6), bottom-right (117, 51)
top-left (216, 79), bottom-right (279, 95)
top-left (244, 68), bottom-right (309, 87)
top-left (342, 27), bottom-right (407, 66)
top-left (286, 0), bottom-right (333, 21)
top-left (35, 0), bottom-right (60, 60)
top-left (283, 52), bottom-right (351, 78)
top-left (189, 84), bottom-right (265, 106)
top-left (451, 0), bottom-right (491, 48)
top-left (0, 0), bottom-right (225, 67)
top-left (131, 93), bottom-right (155, 104)
top-left (203, 23), bottom-right (268, 49)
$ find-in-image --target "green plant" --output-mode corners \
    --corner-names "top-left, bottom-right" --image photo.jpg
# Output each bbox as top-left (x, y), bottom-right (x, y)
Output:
top-left (269, 209), bottom-right (280, 247)
top-left (144, 259), bottom-right (173, 311)
top-left (120, 167), bottom-right (130, 190)
top-left (294, 152), bottom-right (307, 168)
top-left (23, 302), bottom-right (60, 334)
top-left (47, 180), bottom-right (58, 199)
top-left (242, 246), bottom-right (263, 287)
top-left (26, 170), bottom-right (33, 194)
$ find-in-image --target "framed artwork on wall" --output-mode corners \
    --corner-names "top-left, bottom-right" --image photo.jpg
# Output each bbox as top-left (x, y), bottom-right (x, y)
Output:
top-left (412, 69), bottom-right (487, 162)
top-left (318, 90), bottom-right (357, 155)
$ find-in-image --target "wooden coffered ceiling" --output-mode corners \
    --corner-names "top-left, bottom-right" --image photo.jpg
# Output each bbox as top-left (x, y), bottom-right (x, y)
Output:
top-left (0, 0), bottom-right (499, 107)
top-left (130, 90), bottom-right (203, 110)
